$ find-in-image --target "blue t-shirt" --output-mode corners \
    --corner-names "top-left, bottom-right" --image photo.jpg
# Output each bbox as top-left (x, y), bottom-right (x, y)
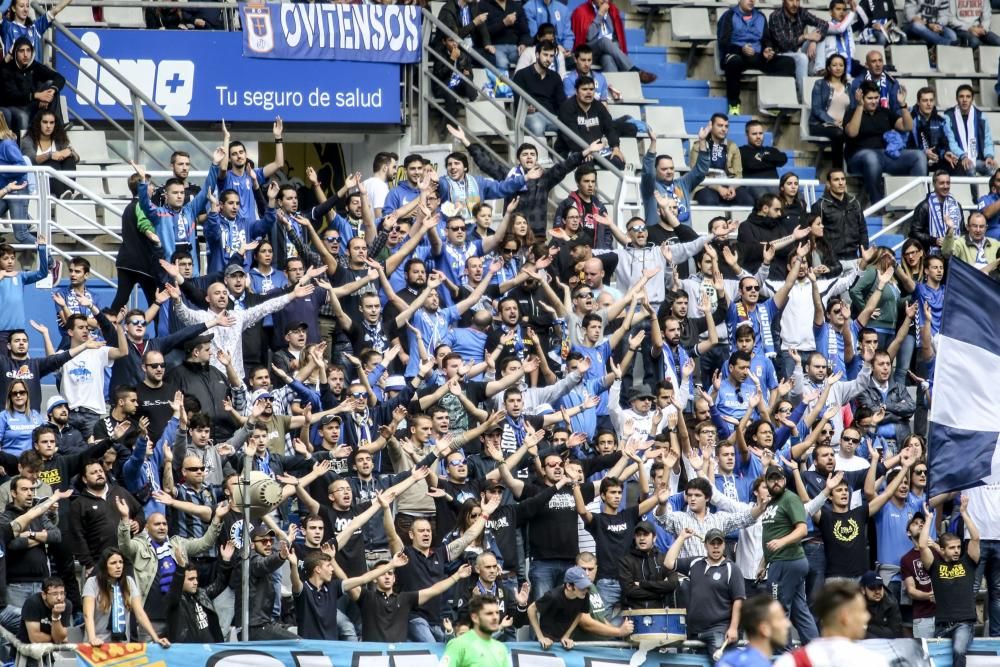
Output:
top-left (715, 646), bottom-right (772, 667)
top-left (221, 167), bottom-right (266, 222)
top-left (875, 500), bottom-right (918, 580)
top-left (914, 283), bottom-right (944, 339)
top-left (722, 351), bottom-right (777, 392)
top-left (405, 306), bottom-right (459, 377)
top-left (716, 377), bottom-right (757, 423)
top-left (977, 191), bottom-right (1000, 239)
top-left (448, 327), bottom-right (487, 365)
top-left (0, 409), bottom-right (43, 455)
top-left (571, 339), bottom-right (612, 416)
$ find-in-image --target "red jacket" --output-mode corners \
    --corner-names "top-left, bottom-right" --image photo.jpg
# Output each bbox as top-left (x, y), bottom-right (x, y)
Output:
top-left (570, 1), bottom-right (627, 52)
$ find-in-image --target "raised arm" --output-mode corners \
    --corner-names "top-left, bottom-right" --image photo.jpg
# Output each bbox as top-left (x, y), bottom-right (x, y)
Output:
top-left (961, 495), bottom-right (980, 563)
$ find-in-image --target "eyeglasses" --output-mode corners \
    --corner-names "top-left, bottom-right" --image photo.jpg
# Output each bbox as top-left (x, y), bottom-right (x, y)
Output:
top-left (840, 436), bottom-right (860, 443)
top-left (253, 537), bottom-right (274, 544)
top-left (744, 285), bottom-right (760, 292)
top-left (10, 390), bottom-right (26, 397)
top-left (145, 363), bottom-right (165, 369)
top-left (184, 466), bottom-right (205, 472)
top-left (821, 428), bottom-right (835, 435)
top-left (777, 406), bottom-right (792, 413)
top-left (128, 319), bottom-right (146, 326)
top-left (447, 458), bottom-right (467, 466)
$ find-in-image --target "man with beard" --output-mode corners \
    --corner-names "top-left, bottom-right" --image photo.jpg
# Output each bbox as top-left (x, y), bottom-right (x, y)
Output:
top-left (166, 335), bottom-right (239, 441)
top-left (0, 327), bottom-right (90, 411)
top-left (68, 460), bottom-right (144, 575)
top-left (442, 595), bottom-right (510, 667)
top-left (218, 118), bottom-right (284, 222)
top-left (44, 396), bottom-right (85, 455)
top-left (760, 464), bottom-right (818, 645)
top-left (135, 350), bottom-right (178, 444)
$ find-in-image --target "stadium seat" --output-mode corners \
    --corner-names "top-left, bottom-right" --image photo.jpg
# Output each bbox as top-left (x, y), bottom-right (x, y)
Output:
top-left (644, 106), bottom-right (688, 138)
top-left (670, 7), bottom-right (714, 42)
top-left (980, 80), bottom-right (999, 109)
top-left (951, 183), bottom-right (975, 208)
top-left (52, 201), bottom-right (99, 234)
top-left (608, 104), bottom-right (642, 124)
top-left (73, 175), bottom-right (108, 199)
top-left (657, 137), bottom-right (690, 171)
top-left (934, 79), bottom-right (973, 107)
top-left (978, 46), bottom-right (1000, 77)
top-left (103, 166), bottom-right (133, 199)
top-left (67, 131), bottom-right (116, 166)
top-left (856, 44), bottom-right (887, 66)
top-left (897, 79), bottom-right (929, 97)
top-left (596, 170), bottom-right (622, 203)
top-left (103, 6), bottom-right (145, 28)
top-left (936, 46), bottom-right (976, 76)
top-left (883, 175), bottom-right (927, 210)
top-left (887, 45), bottom-right (931, 76)
top-left (465, 100), bottom-right (510, 137)
top-left (984, 112), bottom-right (1000, 143)
top-left (757, 76), bottom-right (800, 114)
top-left (56, 4), bottom-right (105, 25)
top-left (619, 138), bottom-right (641, 167)
top-left (604, 72), bottom-right (654, 104)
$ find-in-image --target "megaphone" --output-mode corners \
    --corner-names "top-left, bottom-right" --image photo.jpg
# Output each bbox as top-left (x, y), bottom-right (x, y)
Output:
top-left (230, 470), bottom-right (283, 521)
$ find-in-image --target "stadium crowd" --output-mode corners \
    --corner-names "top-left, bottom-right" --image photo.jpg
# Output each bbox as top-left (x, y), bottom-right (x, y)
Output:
top-left (0, 0), bottom-right (996, 666)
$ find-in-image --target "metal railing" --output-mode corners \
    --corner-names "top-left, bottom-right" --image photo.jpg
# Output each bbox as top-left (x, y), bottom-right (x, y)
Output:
top-left (416, 9), bottom-right (629, 212)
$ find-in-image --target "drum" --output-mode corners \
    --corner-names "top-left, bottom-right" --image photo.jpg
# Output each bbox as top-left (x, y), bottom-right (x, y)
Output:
top-left (620, 608), bottom-right (686, 642)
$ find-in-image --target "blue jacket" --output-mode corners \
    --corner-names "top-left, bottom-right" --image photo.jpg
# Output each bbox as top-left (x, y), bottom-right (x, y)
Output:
top-left (848, 72), bottom-right (903, 115)
top-left (944, 105), bottom-right (995, 159)
top-left (907, 105), bottom-right (952, 163)
top-left (640, 149), bottom-right (709, 225)
top-left (436, 173), bottom-right (526, 210)
top-left (203, 207), bottom-right (276, 274)
top-left (809, 79), bottom-right (842, 126)
top-left (123, 431), bottom-right (171, 517)
top-left (0, 138), bottom-right (26, 188)
top-left (0, 408), bottom-right (43, 455)
top-left (0, 15), bottom-right (50, 61)
top-left (382, 181), bottom-right (422, 217)
top-left (0, 243), bottom-right (47, 330)
top-left (138, 165), bottom-right (218, 275)
top-left (524, 0), bottom-right (573, 50)
top-left (717, 6), bottom-right (768, 56)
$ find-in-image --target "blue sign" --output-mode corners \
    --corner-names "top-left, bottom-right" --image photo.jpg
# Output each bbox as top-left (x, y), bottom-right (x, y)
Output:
top-left (240, 3), bottom-right (421, 64)
top-left (54, 30), bottom-right (401, 124)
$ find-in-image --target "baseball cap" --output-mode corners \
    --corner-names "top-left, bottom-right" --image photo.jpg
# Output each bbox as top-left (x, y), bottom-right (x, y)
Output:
top-left (249, 389), bottom-right (273, 404)
top-left (765, 465), bottom-right (785, 480)
top-left (634, 520), bottom-right (655, 535)
top-left (182, 333), bottom-right (213, 353)
top-left (251, 522), bottom-right (274, 540)
top-left (704, 528), bottom-right (726, 544)
top-left (285, 321), bottom-right (308, 334)
top-left (563, 566), bottom-right (591, 589)
top-left (384, 375), bottom-right (406, 391)
top-left (907, 511), bottom-right (927, 529)
top-left (860, 571), bottom-right (883, 589)
top-left (46, 395), bottom-right (67, 413)
top-left (320, 414), bottom-right (343, 426)
top-left (224, 264), bottom-right (247, 277)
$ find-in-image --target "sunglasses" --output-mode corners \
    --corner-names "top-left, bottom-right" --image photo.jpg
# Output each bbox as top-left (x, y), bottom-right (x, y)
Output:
top-left (325, 236), bottom-right (341, 243)
top-left (501, 247), bottom-right (517, 254)
top-left (447, 458), bottom-right (467, 466)
top-left (841, 436), bottom-right (860, 443)
top-left (913, 469), bottom-right (928, 475)
top-left (574, 292), bottom-right (593, 299)
top-left (128, 319), bottom-right (146, 326)
top-left (351, 392), bottom-right (367, 398)
top-left (145, 363), bottom-right (165, 369)
top-left (10, 390), bottom-right (26, 397)
top-left (744, 285), bottom-right (760, 292)
top-left (184, 466), bottom-right (206, 472)
top-left (629, 225), bottom-right (647, 233)
top-left (545, 461), bottom-right (564, 468)
top-left (449, 226), bottom-right (466, 232)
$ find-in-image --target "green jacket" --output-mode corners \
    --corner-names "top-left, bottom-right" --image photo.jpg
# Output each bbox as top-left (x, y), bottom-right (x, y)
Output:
top-left (942, 232), bottom-right (1000, 267)
top-left (117, 517), bottom-right (222, 602)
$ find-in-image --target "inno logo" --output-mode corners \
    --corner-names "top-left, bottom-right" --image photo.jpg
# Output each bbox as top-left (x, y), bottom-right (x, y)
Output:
top-left (74, 31), bottom-right (194, 117)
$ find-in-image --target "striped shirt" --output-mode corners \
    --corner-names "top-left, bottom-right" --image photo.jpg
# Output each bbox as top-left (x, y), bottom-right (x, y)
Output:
top-left (654, 507), bottom-right (756, 558)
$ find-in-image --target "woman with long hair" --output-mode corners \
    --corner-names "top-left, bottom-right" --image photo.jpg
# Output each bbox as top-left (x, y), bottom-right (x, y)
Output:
top-left (21, 110), bottom-right (78, 198)
top-left (1, 0), bottom-right (73, 64)
top-left (802, 213), bottom-right (842, 277)
top-left (83, 547), bottom-right (169, 646)
top-left (443, 499), bottom-right (502, 568)
top-left (508, 212), bottom-right (535, 264)
top-left (0, 379), bottom-right (41, 455)
top-left (778, 172), bottom-right (807, 230)
top-left (248, 239), bottom-right (288, 351)
top-left (809, 53), bottom-right (850, 169)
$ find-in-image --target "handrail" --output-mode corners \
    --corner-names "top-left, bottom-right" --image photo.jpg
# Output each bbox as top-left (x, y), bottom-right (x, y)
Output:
top-left (419, 9), bottom-right (627, 181)
top-left (45, 10), bottom-right (215, 162)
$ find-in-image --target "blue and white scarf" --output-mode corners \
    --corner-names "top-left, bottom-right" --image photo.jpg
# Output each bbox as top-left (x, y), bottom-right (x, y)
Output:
top-left (927, 192), bottom-right (962, 239)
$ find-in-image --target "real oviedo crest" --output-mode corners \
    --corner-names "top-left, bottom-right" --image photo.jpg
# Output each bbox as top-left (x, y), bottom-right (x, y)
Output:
top-left (245, 6), bottom-right (275, 54)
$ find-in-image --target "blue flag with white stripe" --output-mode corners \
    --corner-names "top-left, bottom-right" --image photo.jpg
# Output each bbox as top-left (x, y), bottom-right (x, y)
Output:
top-left (928, 260), bottom-right (1000, 497)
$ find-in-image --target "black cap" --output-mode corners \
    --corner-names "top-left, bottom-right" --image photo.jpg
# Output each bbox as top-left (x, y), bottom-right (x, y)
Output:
top-left (251, 521), bottom-right (274, 539)
top-left (182, 333), bottom-right (213, 353)
top-left (634, 520), bottom-right (655, 535)
top-left (627, 384), bottom-right (655, 402)
top-left (285, 321), bottom-right (309, 334)
top-left (320, 414), bottom-right (343, 426)
top-left (765, 465), bottom-right (785, 480)
top-left (908, 511), bottom-right (927, 528)
top-left (704, 528), bottom-right (726, 544)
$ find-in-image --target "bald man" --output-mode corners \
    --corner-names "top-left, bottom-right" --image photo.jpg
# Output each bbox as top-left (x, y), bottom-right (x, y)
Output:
top-left (582, 258), bottom-right (622, 302)
top-left (115, 494), bottom-right (229, 639)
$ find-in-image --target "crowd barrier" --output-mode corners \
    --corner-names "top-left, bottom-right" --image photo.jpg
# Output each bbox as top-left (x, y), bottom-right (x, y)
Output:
top-left (58, 638), bottom-right (1000, 667)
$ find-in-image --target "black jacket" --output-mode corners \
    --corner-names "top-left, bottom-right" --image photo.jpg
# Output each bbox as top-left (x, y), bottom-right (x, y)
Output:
top-left (116, 200), bottom-right (162, 278)
top-left (480, 0), bottom-right (531, 47)
top-left (436, 0), bottom-right (490, 47)
top-left (739, 144), bottom-right (788, 180)
top-left (910, 194), bottom-right (966, 251)
top-left (67, 484), bottom-right (144, 569)
top-left (166, 360), bottom-right (236, 441)
top-left (810, 191), bottom-right (867, 260)
top-left (234, 550), bottom-right (287, 627)
top-left (109, 323), bottom-right (209, 390)
top-left (555, 97), bottom-right (618, 155)
top-left (865, 592), bottom-right (903, 639)
top-left (0, 59), bottom-right (64, 107)
top-left (736, 211), bottom-right (795, 273)
top-left (619, 544), bottom-right (679, 610)
top-left (165, 557), bottom-right (232, 642)
top-left (857, 380), bottom-right (916, 442)
top-left (469, 143), bottom-right (583, 235)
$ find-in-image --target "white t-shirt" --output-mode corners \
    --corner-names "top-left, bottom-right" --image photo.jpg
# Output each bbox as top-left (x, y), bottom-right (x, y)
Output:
top-left (963, 483), bottom-right (1000, 540)
top-left (363, 176), bottom-right (389, 211)
top-left (774, 638), bottom-right (889, 667)
top-left (60, 347), bottom-right (112, 414)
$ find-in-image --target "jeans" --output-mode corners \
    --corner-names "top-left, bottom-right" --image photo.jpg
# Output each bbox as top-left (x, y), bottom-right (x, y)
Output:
top-left (248, 622), bottom-right (298, 640)
top-left (694, 186), bottom-right (755, 208)
top-left (780, 48), bottom-right (811, 102)
top-left (587, 37), bottom-right (635, 72)
top-left (912, 615), bottom-right (935, 638)
top-left (847, 148), bottom-right (928, 203)
top-left (976, 539), bottom-right (1000, 635)
top-left (693, 624), bottom-right (729, 660)
top-left (68, 407), bottom-right (102, 440)
top-left (337, 611), bottom-right (358, 640)
top-left (767, 557), bottom-right (818, 644)
top-left (529, 558), bottom-right (574, 600)
top-left (956, 28), bottom-right (1000, 47)
top-left (595, 578), bottom-right (621, 611)
top-left (803, 541), bottom-right (826, 605)
top-left (0, 194), bottom-right (33, 245)
top-left (5, 582), bottom-right (41, 611)
top-left (905, 21), bottom-right (959, 45)
top-left (525, 112), bottom-right (557, 138)
top-left (893, 332), bottom-right (915, 386)
top-left (490, 44), bottom-right (520, 70)
top-left (407, 615), bottom-right (446, 642)
top-left (936, 621), bottom-right (974, 667)
top-left (722, 52), bottom-right (797, 105)
top-left (215, 587), bottom-right (235, 638)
